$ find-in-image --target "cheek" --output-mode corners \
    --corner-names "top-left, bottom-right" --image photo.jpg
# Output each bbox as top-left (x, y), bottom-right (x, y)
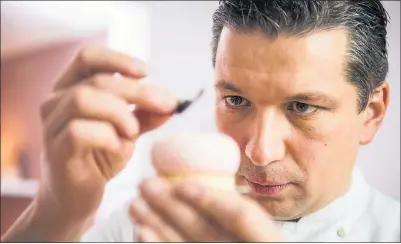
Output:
top-left (288, 115), bottom-right (345, 171)
top-left (292, 122), bottom-right (354, 170)
top-left (291, 115), bottom-right (361, 190)
top-left (294, 110), bottom-right (361, 145)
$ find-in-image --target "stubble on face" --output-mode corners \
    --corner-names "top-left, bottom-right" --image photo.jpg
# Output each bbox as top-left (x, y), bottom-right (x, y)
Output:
top-left (214, 27), bottom-right (364, 220)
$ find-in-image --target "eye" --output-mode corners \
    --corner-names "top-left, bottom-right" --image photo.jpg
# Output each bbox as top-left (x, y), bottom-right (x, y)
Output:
top-left (288, 102), bottom-right (320, 114)
top-left (224, 96), bottom-right (250, 107)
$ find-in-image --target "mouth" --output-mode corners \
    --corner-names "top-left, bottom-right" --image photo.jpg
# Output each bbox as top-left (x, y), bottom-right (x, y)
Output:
top-left (245, 178), bottom-right (291, 197)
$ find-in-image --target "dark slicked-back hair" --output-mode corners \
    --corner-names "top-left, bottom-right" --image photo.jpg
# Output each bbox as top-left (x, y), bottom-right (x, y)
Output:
top-left (212, 0), bottom-right (389, 112)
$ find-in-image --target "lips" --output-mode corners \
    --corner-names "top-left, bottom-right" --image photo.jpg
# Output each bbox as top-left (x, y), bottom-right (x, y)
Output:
top-left (245, 178), bottom-right (291, 196)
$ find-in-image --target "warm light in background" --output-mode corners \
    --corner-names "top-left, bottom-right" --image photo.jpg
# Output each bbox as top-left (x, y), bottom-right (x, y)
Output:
top-left (1, 124), bottom-right (22, 179)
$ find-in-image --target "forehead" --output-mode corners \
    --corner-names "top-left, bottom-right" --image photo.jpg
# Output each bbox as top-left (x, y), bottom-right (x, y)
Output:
top-left (214, 27), bottom-right (351, 96)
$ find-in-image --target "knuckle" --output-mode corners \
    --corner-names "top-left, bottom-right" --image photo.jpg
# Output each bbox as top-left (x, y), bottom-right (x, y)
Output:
top-left (39, 92), bottom-right (62, 121)
top-left (71, 86), bottom-right (91, 112)
top-left (66, 120), bottom-right (82, 139)
top-left (91, 74), bottom-right (108, 88)
top-left (39, 99), bottom-right (51, 120)
top-left (65, 120), bottom-right (83, 149)
top-left (104, 92), bottom-right (127, 111)
top-left (100, 92), bottom-right (126, 113)
top-left (77, 46), bottom-right (97, 65)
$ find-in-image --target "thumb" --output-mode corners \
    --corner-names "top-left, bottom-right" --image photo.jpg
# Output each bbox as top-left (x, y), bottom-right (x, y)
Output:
top-left (134, 109), bottom-right (173, 134)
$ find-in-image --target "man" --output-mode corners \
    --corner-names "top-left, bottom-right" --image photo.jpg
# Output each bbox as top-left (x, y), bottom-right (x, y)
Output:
top-left (2, 0), bottom-right (399, 242)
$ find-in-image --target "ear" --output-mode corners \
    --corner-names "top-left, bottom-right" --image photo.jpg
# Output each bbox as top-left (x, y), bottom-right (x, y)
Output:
top-left (359, 81), bottom-right (390, 145)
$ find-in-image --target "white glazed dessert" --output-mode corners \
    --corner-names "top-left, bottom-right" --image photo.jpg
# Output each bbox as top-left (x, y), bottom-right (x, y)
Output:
top-left (151, 132), bottom-right (243, 192)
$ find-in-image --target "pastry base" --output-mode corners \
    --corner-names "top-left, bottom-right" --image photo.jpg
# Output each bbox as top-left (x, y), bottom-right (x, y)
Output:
top-left (162, 173), bottom-right (250, 194)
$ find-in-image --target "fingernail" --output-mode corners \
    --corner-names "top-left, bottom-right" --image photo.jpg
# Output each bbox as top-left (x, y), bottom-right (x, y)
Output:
top-left (136, 232), bottom-right (143, 242)
top-left (132, 59), bottom-right (149, 76)
top-left (113, 72), bottom-right (122, 80)
top-left (139, 226), bottom-right (158, 242)
top-left (131, 198), bottom-right (149, 215)
top-left (143, 178), bottom-right (166, 196)
top-left (177, 183), bottom-right (204, 200)
top-left (163, 96), bottom-right (179, 110)
top-left (236, 185), bottom-right (252, 195)
top-left (136, 226), bottom-right (144, 242)
top-left (157, 91), bottom-right (178, 110)
top-left (128, 104), bottom-right (136, 112)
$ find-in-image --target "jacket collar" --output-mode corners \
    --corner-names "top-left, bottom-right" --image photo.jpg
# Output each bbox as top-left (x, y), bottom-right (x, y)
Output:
top-left (274, 167), bottom-right (371, 234)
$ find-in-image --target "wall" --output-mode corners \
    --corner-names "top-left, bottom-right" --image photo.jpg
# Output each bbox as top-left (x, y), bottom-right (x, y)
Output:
top-left (1, 42), bottom-right (79, 179)
top-left (1, 33), bottom-right (106, 179)
top-left (1, 34), bottom-right (107, 235)
top-left (355, 1), bottom-right (400, 200)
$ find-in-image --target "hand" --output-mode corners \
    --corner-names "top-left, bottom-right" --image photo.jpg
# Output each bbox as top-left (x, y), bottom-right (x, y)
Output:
top-left (37, 46), bottom-right (178, 224)
top-left (130, 177), bottom-right (283, 242)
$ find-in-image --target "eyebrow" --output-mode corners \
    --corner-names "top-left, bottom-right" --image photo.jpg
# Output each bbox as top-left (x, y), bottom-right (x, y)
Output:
top-left (214, 80), bottom-right (243, 94)
top-left (284, 92), bottom-right (338, 105)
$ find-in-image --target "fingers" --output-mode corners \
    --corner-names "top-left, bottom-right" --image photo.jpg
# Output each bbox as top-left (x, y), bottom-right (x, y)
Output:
top-left (130, 198), bottom-right (185, 242)
top-left (174, 182), bottom-right (282, 242)
top-left (41, 74), bottom-right (178, 140)
top-left (83, 73), bottom-right (178, 114)
top-left (50, 119), bottom-right (126, 180)
top-left (42, 45), bottom-right (178, 148)
top-left (55, 46), bottom-right (148, 91)
top-left (133, 110), bottom-right (172, 134)
top-left (53, 119), bottom-right (122, 153)
top-left (43, 85), bottom-right (140, 140)
top-left (136, 178), bottom-right (234, 242)
top-left (46, 118), bottom-right (135, 181)
top-left (137, 226), bottom-right (163, 242)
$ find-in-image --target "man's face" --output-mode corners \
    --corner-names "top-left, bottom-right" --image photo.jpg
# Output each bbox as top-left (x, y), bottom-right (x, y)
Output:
top-left (213, 28), bottom-right (368, 220)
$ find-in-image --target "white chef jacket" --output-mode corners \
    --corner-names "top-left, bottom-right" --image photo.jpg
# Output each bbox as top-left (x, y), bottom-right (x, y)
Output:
top-left (80, 168), bottom-right (400, 242)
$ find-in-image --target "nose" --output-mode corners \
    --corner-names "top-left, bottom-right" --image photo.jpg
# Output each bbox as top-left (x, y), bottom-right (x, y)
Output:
top-left (245, 110), bottom-right (286, 166)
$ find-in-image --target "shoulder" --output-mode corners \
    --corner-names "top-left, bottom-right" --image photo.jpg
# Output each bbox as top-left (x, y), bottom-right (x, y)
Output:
top-left (360, 187), bottom-right (400, 242)
top-left (80, 199), bottom-right (138, 242)
top-left (368, 188), bottom-right (400, 218)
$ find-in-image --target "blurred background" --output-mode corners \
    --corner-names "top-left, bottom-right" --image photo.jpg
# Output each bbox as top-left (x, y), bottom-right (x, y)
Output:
top-left (1, 0), bottom-right (399, 235)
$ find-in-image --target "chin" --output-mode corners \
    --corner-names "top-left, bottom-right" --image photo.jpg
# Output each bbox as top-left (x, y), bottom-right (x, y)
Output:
top-left (256, 197), bottom-right (307, 221)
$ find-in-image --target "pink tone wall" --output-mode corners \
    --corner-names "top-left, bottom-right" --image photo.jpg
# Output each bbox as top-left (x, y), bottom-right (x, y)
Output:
top-left (0, 32), bottom-right (107, 236)
top-left (1, 32), bottom-right (107, 179)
